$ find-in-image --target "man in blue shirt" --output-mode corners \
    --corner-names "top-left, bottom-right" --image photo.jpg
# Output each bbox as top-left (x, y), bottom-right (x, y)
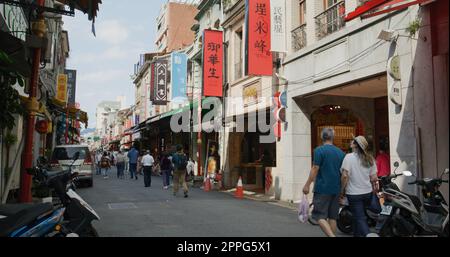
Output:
top-left (127, 146), bottom-right (139, 180)
top-left (303, 128), bottom-right (345, 237)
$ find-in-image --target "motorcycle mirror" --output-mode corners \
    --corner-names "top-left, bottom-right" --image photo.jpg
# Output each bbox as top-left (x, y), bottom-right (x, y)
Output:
top-left (444, 169), bottom-right (449, 175)
top-left (394, 162), bottom-right (400, 168)
top-left (402, 171), bottom-right (413, 177)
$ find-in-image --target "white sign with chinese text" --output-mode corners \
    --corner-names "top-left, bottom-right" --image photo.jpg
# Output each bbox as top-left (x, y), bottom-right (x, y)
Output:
top-left (270, 0), bottom-right (286, 53)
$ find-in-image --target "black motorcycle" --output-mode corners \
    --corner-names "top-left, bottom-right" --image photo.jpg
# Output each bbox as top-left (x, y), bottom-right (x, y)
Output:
top-left (29, 153), bottom-right (100, 237)
top-left (376, 166), bottom-right (449, 237)
top-left (337, 163), bottom-right (408, 235)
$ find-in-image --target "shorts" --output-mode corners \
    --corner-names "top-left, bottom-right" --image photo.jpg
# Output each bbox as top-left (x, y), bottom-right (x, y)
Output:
top-left (312, 193), bottom-right (340, 221)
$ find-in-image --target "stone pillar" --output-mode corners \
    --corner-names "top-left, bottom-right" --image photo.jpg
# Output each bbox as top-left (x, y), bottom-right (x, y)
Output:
top-left (279, 96), bottom-right (312, 202)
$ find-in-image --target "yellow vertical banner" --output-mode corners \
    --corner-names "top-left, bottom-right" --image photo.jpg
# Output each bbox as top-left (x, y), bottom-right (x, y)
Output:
top-left (56, 74), bottom-right (68, 104)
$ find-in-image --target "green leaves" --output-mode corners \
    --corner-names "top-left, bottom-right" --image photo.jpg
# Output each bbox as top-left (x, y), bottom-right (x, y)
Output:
top-left (1, 52), bottom-right (27, 130)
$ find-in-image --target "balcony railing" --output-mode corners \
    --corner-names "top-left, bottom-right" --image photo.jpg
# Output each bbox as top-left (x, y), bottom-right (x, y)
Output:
top-left (292, 24), bottom-right (307, 51)
top-left (315, 1), bottom-right (346, 40)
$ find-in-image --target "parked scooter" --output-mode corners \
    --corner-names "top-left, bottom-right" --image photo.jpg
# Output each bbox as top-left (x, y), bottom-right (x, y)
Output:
top-left (337, 195), bottom-right (381, 234)
top-left (0, 157), bottom-right (70, 237)
top-left (30, 152), bottom-right (100, 237)
top-left (376, 164), bottom-right (449, 237)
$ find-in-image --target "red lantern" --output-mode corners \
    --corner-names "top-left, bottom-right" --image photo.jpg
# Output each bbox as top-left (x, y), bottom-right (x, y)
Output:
top-left (36, 120), bottom-right (49, 134)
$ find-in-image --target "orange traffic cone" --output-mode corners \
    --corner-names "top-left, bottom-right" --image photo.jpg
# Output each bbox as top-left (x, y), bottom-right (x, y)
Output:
top-left (235, 176), bottom-right (244, 199)
top-left (204, 175), bottom-right (211, 192)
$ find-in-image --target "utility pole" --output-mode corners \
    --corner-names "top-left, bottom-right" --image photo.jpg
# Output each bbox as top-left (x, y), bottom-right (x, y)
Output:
top-left (20, 0), bottom-right (46, 203)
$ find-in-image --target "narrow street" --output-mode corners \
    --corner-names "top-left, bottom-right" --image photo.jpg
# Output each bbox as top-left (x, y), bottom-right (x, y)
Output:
top-left (78, 167), bottom-right (324, 237)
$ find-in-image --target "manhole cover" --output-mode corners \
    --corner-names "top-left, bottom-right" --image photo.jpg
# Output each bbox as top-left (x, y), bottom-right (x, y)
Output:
top-left (108, 203), bottom-right (138, 210)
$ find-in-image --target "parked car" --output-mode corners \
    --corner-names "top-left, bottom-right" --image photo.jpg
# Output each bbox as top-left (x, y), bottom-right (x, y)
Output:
top-left (51, 145), bottom-right (94, 187)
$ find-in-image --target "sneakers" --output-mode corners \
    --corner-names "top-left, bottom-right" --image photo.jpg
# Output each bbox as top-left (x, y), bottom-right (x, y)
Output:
top-left (184, 192), bottom-right (188, 198)
top-left (163, 186), bottom-right (169, 190)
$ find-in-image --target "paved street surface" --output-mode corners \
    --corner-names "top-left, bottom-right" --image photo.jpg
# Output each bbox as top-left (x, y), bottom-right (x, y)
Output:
top-left (77, 167), bottom-right (325, 237)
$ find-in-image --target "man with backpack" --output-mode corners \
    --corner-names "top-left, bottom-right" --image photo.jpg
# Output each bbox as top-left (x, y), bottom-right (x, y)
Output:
top-left (100, 152), bottom-right (111, 179)
top-left (172, 145), bottom-right (189, 198)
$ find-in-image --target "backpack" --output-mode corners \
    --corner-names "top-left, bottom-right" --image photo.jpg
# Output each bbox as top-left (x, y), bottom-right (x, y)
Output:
top-left (100, 156), bottom-right (109, 168)
top-left (174, 153), bottom-right (187, 170)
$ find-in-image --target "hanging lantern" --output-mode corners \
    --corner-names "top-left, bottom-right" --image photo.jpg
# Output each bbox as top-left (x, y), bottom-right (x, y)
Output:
top-left (36, 120), bottom-right (49, 134)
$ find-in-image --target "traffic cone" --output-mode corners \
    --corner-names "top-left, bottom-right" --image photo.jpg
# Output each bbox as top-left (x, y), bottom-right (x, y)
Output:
top-left (235, 176), bottom-right (244, 199)
top-left (204, 175), bottom-right (211, 192)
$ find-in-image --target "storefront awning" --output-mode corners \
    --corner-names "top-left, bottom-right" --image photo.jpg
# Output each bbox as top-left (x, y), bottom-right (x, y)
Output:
top-left (159, 97), bottom-right (221, 120)
top-left (0, 30), bottom-right (31, 77)
top-left (345, 0), bottom-right (431, 21)
top-left (56, 0), bottom-right (102, 21)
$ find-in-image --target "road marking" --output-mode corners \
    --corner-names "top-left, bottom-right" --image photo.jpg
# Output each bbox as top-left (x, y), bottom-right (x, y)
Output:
top-left (108, 202), bottom-right (138, 210)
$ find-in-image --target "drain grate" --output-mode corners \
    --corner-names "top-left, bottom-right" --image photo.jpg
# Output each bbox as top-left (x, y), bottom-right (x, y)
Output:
top-left (108, 202), bottom-right (138, 210)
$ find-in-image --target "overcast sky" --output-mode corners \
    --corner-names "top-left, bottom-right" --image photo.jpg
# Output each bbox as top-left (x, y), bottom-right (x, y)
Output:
top-left (63, 0), bottom-right (167, 128)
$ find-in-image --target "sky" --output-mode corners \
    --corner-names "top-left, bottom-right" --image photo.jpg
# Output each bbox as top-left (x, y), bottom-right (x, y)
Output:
top-left (63, 0), bottom-right (167, 129)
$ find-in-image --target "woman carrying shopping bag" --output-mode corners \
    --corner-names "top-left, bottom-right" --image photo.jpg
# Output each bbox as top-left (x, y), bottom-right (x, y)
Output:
top-left (340, 136), bottom-right (379, 237)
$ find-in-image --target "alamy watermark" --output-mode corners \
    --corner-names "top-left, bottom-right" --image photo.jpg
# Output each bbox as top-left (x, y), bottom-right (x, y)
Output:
top-left (169, 97), bottom-right (279, 143)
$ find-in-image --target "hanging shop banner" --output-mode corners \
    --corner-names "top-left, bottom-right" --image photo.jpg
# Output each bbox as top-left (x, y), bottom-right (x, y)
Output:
top-left (56, 74), bottom-right (68, 104)
top-left (270, 0), bottom-right (286, 52)
top-left (203, 29), bottom-right (224, 97)
top-left (171, 52), bottom-right (188, 101)
top-left (65, 69), bottom-right (77, 105)
top-left (245, 0), bottom-right (273, 76)
top-left (153, 59), bottom-right (168, 105)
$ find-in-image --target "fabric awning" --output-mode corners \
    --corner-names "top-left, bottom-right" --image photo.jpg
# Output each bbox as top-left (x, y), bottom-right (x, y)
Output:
top-left (345, 0), bottom-right (431, 21)
top-left (0, 30), bottom-right (31, 77)
top-left (56, 0), bottom-right (102, 21)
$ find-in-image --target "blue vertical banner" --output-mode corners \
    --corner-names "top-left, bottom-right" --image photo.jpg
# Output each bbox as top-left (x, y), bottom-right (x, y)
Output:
top-left (171, 52), bottom-right (188, 101)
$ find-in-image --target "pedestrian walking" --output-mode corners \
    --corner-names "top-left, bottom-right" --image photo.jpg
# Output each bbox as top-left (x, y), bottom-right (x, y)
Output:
top-left (160, 152), bottom-right (173, 189)
top-left (100, 152), bottom-right (111, 179)
top-left (95, 151), bottom-right (102, 175)
top-left (172, 145), bottom-right (189, 198)
top-left (116, 150), bottom-right (126, 179)
top-left (376, 140), bottom-right (391, 178)
top-left (127, 146), bottom-right (139, 180)
top-left (141, 150), bottom-right (155, 188)
top-left (302, 128), bottom-right (345, 237)
top-left (137, 153), bottom-right (144, 177)
top-left (340, 136), bottom-right (379, 237)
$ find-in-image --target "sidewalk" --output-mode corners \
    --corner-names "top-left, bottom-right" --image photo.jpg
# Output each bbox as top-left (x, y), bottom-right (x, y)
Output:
top-left (219, 188), bottom-right (298, 211)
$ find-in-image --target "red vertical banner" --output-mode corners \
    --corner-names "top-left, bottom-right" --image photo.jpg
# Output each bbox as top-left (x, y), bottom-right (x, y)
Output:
top-left (203, 30), bottom-right (223, 97)
top-left (246, 0), bottom-right (273, 76)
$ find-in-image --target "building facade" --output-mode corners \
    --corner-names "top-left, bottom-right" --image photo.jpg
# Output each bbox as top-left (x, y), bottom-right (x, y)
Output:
top-left (280, 0), bottom-right (448, 202)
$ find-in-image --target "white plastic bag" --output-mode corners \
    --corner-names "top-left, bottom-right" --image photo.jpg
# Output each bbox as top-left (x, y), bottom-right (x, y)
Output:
top-left (298, 195), bottom-right (309, 223)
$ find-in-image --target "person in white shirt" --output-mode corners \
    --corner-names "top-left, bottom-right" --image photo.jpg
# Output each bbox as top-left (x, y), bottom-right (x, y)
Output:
top-left (340, 136), bottom-right (378, 237)
top-left (95, 151), bottom-right (103, 175)
top-left (141, 150), bottom-right (155, 188)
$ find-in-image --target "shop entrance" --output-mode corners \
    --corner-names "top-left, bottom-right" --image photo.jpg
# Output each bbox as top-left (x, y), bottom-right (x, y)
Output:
top-left (307, 75), bottom-right (389, 155)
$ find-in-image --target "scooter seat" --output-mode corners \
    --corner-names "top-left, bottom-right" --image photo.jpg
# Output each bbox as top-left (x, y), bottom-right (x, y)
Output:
top-left (0, 203), bottom-right (54, 237)
top-left (0, 204), bottom-right (39, 216)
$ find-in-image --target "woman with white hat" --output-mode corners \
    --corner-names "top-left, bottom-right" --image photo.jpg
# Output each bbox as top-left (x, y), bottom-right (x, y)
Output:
top-left (340, 136), bottom-right (379, 237)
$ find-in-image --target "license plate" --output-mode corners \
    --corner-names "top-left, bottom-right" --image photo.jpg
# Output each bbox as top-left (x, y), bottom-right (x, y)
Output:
top-left (380, 205), bottom-right (393, 215)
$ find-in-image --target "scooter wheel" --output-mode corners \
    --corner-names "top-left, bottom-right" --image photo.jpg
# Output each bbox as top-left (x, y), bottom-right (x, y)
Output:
top-left (80, 224), bottom-right (99, 237)
top-left (337, 207), bottom-right (353, 234)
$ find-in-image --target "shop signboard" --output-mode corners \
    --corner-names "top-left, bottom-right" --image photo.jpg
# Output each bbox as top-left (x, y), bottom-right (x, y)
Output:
top-left (270, 0), bottom-right (286, 52)
top-left (171, 52), bottom-right (188, 101)
top-left (153, 59), bottom-right (168, 105)
top-left (56, 74), bottom-right (68, 104)
top-left (203, 29), bottom-right (223, 97)
top-left (245, 0), bottom-right (273, 76)
top-left (65, 69), bottom-right (77, 105)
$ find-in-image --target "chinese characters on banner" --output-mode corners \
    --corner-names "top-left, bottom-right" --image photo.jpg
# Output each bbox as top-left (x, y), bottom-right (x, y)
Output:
top-left (246, 0), bottom-right (273, 76)
top-left (65, 69), bottom-right (77, 105)
top-left (203, 29), bottom-right (223, 97)
top-left (270, 0), bottom-right (286, 52)
top-left (56, 74), bottom-right (68, 104)
top-left (171, 52), bottom-right (188, 101)
top-left (153, 59), bottom-right (168, 105)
